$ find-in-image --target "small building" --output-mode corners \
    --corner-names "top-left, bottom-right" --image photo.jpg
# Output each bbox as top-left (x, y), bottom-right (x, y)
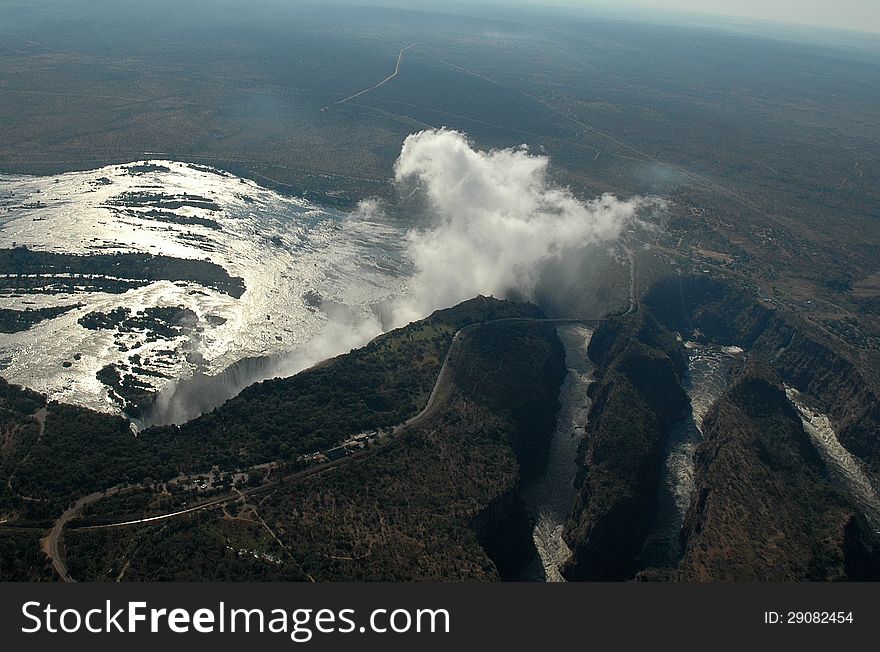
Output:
top-left (324, 447), bottom-right (348, 461)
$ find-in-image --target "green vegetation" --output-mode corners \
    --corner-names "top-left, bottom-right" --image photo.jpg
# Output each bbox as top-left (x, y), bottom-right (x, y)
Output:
top-left (569, 278), bottom-right (880, 581)
top-left (250, 320), bottom-right (563, 581)
top-left (645, 276), bottom-right (880, 472)
top-left (1, 298), bottom-right (541, 519)
top-left (145, 297), bottom-right (544, 470)
top-left (79, 306), bottom-right (196, 338)
top-left (65, 515), bottom-right (305, 581)
top-left (2, 1), bottom-right (878, 582)
top-left (65, 319), bottom-right (566, 581)
top-left (0, 383), bottom-right (160, 520)
top-left (123, 163), bottom-right (171, 175)
top-left (1, 297), bottom-right (562, 580)
top-left (96, 364), bottom-right (158, 420)
top-left (105, 190), bottom-right (221, 212)
top-left (114, 208), bottom-right (222, 231)
top-left (0, 530), bottom-right (56, 581)
top-left (73, 305), bottom-right (198, 417)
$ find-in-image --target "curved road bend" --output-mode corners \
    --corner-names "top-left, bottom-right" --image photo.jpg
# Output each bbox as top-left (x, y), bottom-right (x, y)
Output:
top-left (70, 319), bottom-right (598, 529)
top-left (394, 317), bottom-right (603, 437)
top-left (41, 485), bottom-right (134, 582)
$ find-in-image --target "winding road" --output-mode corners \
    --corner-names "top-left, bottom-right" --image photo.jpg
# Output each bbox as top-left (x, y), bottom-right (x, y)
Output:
top-left (71, 453), bottom-right (368, 532)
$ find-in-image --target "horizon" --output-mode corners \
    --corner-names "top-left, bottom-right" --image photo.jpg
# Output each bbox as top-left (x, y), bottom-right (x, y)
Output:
top-left (300, 0), bottom-right (880, 39)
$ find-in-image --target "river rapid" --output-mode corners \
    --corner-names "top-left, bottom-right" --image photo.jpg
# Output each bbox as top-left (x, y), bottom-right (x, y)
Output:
top-left (786, 387), bottom-right (880, 535)
top-left (638, 341), bottom-right (744, 569)
top-left (639, 341), bottom-right (880, 569)
top-left (519, 324), bottom-right (594, 582)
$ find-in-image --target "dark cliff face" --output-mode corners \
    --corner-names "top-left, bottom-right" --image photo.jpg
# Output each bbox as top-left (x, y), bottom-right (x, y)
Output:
top-left (458, 322), bottom-right (568, 481)
top-left (568, 276), bottom-right (880, 582)
top-left (471, 487), bottom-right (537, 580)
top-left (675, 366), bottom-right (880, 581)
top-left (645, 276), bottom-right (880, 472)
top-left (1, 298), bottom-right (567, 581)
top-left (562, 311), bottom-right (689, 581)
top-left (643, 276), bottom-right (772, 348)
top-left (752, 318), bottom-right (880, 470)
top-left (456, 322), bottom-right (567, 579)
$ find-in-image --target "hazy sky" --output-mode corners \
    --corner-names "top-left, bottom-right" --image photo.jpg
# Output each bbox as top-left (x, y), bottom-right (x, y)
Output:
top-left (607, 0), bottom-right (880, 34)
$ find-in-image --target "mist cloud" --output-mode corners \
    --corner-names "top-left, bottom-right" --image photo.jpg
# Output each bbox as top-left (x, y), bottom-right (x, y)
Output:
top-left (389, 128), bottom-right (653, 325)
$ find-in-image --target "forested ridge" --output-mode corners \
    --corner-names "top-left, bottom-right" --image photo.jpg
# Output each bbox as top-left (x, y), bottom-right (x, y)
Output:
top-left (1, 297), bottom-right (557, 580)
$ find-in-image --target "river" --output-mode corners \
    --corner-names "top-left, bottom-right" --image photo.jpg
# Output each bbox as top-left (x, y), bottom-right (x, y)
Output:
top-left (519, 324), bottom-right (594, 582)
top-left (786, 387), bottom-right (880, 535)
top-left (518, 323), bottom-right (880, 578)
top-left (638, 341), bottom-right (744, 569)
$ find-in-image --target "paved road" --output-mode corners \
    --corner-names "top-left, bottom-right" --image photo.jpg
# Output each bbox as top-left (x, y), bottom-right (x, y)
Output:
top-left (25, 246), bottom-right (639, 580)
top-left (73, 455), bottom-right (365, 532)
top-left (392, 322), bottom-right (478, 437)
top-left (392, 246), bottom-right (635, 435)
